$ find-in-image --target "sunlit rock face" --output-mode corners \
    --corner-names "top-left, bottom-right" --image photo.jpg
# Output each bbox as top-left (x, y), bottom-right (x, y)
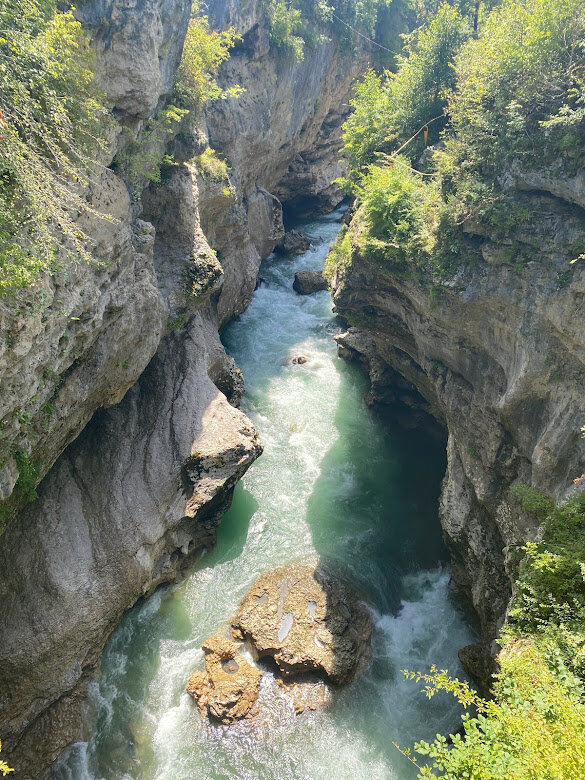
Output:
top-left (332, 188), bottom-right (585, 688)
top-left (186, 560), bottom-right (373, 725)
top-left (187, 634), bottom-right (263, 723)
top-left (234, 560), bottom-right (374, 685)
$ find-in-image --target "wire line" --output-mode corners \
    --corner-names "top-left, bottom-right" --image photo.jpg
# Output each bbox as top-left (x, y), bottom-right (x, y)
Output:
top-left (330, 11), bottom-right (397, 54)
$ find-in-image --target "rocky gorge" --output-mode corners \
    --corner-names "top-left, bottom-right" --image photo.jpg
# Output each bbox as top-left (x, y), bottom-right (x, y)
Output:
top-left (0, 1), bottom-right (379, 775)
top-left (331, 185), bottom-right (585, 686)
top-left (1, 0), bottom-right (583, 776)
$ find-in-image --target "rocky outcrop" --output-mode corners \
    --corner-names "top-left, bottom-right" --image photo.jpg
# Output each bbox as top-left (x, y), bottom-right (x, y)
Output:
top-left (0, 0), bottom-right (392, 773)
top-left (233, 561), bottom-right (373, 685)
top-left (276, 229), bottom-right (311, 256)
top-left (77, 0), bottom-right (191, 120)
top-left (0, 308), bottom-right (262, 777)
top-left (186, 560), bottom-right (372, 725)
top-left (332, 190), bottom-right (585, 683)
top-left (293, 270), bottom-right (329, 295)
top-left (187, 633), bottom-right (262, 723)
top-left (0, 168), bottom-right (167, 530)
top-left (0, 0), bottom-right (194, 527)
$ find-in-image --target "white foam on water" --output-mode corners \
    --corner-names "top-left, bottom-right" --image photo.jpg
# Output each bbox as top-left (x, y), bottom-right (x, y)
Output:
top-left (53, 207), bottom-right (476, 780)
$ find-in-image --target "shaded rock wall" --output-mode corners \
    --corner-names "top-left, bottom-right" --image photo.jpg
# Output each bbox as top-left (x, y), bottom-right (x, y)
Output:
top-left (332, 190), bottom-right (585, 681)
top-left (0, 314), bottom-right (261, 777)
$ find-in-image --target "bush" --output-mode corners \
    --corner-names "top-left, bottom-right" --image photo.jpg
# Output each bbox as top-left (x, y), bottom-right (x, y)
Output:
top-left (406, 642), bottom-right (585, 779)
top-left (174, 3), bottom-right (243, 110)
top-left (403, 491), bottom-right (585, 778)
top-left (356, 157), bottom-right (440, 266)
top-left (342, 4), bottom-right (469, 176)
top-left (192, 148), bottom-right (230, 181)
top-left (0, 0), bottom-right (109, 295)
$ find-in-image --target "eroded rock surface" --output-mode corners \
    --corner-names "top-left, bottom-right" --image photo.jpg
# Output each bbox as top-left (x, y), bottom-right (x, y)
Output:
top-left (187, 561), bottom-right (372, 726)
top-left (332, 189), bottom-right (585, 687)
top-left (234, 561), bottom-right (373, 685)
top-left (187, 634), bottom-right (262, 723)
top-left (276, 229), bottom-right (311, 256)
top-left (0, 313), bottom-right (262, 777)
top-left (275, 679), bottom-right (333, 714)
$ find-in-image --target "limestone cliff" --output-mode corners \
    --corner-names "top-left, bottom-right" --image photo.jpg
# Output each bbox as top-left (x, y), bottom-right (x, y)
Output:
top-left (202, 0), bottom-right (368, 323)
top-left (0, 0), bottom-right (380, 776)
top-left (332, 187), bottom-right (585, 684)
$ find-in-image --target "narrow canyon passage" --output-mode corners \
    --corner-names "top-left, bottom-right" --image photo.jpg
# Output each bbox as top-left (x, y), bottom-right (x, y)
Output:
top-left (54, 209), bottom-right (475, 780)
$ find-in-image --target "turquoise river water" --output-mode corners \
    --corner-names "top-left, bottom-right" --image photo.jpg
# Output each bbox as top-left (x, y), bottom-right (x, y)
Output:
top-left (54, 208), bottom-right (475, 780)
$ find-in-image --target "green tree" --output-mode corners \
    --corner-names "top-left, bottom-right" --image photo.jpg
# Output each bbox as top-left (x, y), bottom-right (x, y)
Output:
top-left (342, 4), bottom-right (469, 177)
top-left (174, 2), bottom-right (243, 110)
top-left (439, 0), bottom-right (585, 226)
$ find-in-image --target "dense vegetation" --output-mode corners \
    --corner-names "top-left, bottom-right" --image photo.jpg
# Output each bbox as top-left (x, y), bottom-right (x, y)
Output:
top-left (328, 0), bottom-right (585, 283)
top-left (262, 0), bottom-right (398, 62)
top-left (0, 0), bottom-right (108, 294)
top-left (0, 0), bottom-right (239, 292)
top-left (401, 489), bottom-right (585, 778)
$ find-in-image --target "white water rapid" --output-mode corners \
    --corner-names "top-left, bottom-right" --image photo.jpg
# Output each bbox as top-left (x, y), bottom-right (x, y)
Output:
top-left (53, 208), bottom-right (476, 780)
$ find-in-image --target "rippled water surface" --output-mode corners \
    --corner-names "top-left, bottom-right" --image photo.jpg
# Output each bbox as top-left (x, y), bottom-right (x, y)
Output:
top-left (54, 208), bottom-right (475, 780)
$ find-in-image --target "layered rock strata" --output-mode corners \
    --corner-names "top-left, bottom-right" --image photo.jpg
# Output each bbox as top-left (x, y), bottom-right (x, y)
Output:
top-left (332, 189), bottom-right (585, 683)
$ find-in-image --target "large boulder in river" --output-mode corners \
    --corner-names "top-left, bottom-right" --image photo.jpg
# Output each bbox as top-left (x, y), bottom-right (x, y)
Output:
top-left (275, 229), bottom-right (311, 255)
top-left (233, 561), bottom-right (373, 684)
top-left (186, 634), bottom-right (262, 723)
top-left (293, 270), bottom-right (329, 295)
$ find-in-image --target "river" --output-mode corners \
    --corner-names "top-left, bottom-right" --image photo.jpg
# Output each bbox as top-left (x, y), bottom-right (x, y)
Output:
top-left (54, 207), bottom-right (475, 780)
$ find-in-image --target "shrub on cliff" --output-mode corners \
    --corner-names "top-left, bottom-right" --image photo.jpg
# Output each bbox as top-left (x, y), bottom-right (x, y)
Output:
top-left (355, 157), bottom-right (440, 266)
top-left (403, 490), bottom-right (585, 778)
top-left (341, 0), bottom-right (585, 275)
top-left (0, 0), bottom-right (109, 295)
top-left (342, 4), bottom-right (469, 176)
top-left (263, 0), bottom-right (393, 61)
top-left (404, 642), bottom-right (585, 779)
top-left (174, 3), bottom-right (243, 110)
top-left (437, 0), bottom-right (585, 228)
top-left (113, 3), bottom-right (241, 194)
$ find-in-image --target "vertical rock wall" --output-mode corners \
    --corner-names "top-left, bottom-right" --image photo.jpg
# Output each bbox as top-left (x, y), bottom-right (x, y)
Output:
top-left (332, 189), bottom-right (585, 684)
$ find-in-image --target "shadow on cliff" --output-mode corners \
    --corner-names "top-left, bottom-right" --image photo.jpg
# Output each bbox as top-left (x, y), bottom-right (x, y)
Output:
top-left (304, 355), bottom-right (448, 616)
top-left (85, 485), bottom-right (258, 778)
